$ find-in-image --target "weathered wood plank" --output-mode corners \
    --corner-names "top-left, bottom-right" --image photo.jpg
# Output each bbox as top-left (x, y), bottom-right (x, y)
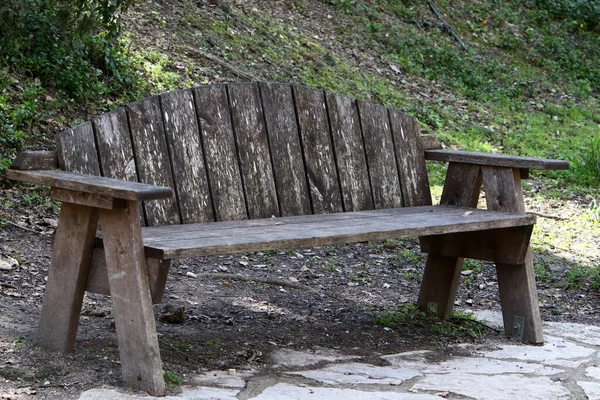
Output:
top-left (51, 188), bottom-right (127, 210)
top-left (38, 203), bottom-right (99, 353)
top-left (357, 100), bottom-right (403, 209)
top-left (7, 169), bottom-right (173, 201)
top-left (389, 111), bottom-right (431, 207)
top-left (141, 206), bottom-right (438, 240)
top-left (126, 96), bottom-right (180, 226)
top-left (417, 163), bottom-right (482, 318)
top-left (293, 85), bottom-right (342, 214)
top-left (326, 92), bottom-right (374, 212)
top-left (259, 82), bottom-right (312, 216)
top-left (193, 85), bottom-right (247, 221)
top-left (482, 166), bottom-right (543, 343)
top-left (10, 151), bottom-right (58, 170)
top-left (100, 201), bottom-right (165, 395)
top-left (57, 122), bottom-right (101, 175)
top-left (92, 107), bottom-right (138, 182)
top-left (425, 150), bottom-right (569, 170)
top-left (86, 249), bottom-right (170, 304)
top-left (420, 225), bottom-right (533, 264)
top-left (160, 89), bottom-right (214, 223)
top-left (227, 83), bottom-right (279, 218)
top-left (138, 206), bottom-right (535, 259)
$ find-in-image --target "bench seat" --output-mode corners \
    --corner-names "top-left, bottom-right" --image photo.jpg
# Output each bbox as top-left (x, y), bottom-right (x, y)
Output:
top-left (140, 206), bottom-right (535, 259)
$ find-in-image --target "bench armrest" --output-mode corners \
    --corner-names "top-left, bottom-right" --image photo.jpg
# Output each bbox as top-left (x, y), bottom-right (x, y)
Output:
top-left (7, 169), bottom-right (173, 201)
top-left (424, 150), bottom-right (569, 170)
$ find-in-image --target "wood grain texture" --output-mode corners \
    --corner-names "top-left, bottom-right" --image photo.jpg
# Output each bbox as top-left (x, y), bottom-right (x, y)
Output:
top-left (357, 100), bottom-right (403, 209)
top-left (92, 107), bottom-right (138, 182)
top-left (440, 163), bottom-right (483, 207)
top-left (51, 188), bottom-right (127, 210)
top-left (160, 89), bottom-right (214, 223)
top-left (389, 111), bottom-right (431, 207)
top-left (86, 248), bottom-right (170, 305)
top-left (259, 82), bottom-right (312, 217)
top-left (100, 201), bottom-right (165, 395)
top-left (228, 83), bottom-right (279, 218)
top-left (10, 151), bottom-right (58, 170)
top-left (38, 203), bottom-right (99, 353)
top-left (139, 206), bottom-right (535, 259)
top-left (326, 92), bottom-right (374, 212)
top-left (425, 149), bottom-right (569, 170)
top-left (194, 85), bottom-right (247, 221)
top-left (126, 96), bottom-right (180, 226)
top-left (7, 169), bottom-right (173, 201)
top-left (483, 166), bottom-right (543, 343)
top-left (417, 163), bottom-right (483, 318)
top-left (57, 122), bottom-right (101, 175)
top-left (419, 225), bottom-right (533, 264)
top-left (293, 85), bottom-right (342, 214)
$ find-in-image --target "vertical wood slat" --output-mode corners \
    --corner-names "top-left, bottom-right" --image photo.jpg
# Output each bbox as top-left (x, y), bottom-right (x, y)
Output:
top-left (57, 122), bottom-right (101, 175)
top-left (160, 89), bottom-right (214, 224)
top-left (259, 82), bottom-right (312, 217)
top-left (357, 100), bottom-right (403, 209)
top-left (389, 111), bottom-right (432, 207)
top-left (92, 108), bottom-right (137, 182)
top-left (227, 83), bottom-right (279, 219)
top-left (293, 85), bottom-right (342, 214)
top-left (193, 85), bottom-right (247, 221)
top-left (326, 92), bottom-right (374, 212)
top-left (93, 108), bottom-right (146, 225)
top-left (126, 96), bottom-right (180, 226)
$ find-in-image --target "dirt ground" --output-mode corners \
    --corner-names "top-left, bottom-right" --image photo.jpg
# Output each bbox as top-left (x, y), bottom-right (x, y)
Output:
top-left (1, 186), bottom-right (599, 399)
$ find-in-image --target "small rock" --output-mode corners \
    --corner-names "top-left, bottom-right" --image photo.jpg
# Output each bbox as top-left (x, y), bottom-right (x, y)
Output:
top-left (186, 271), bottom-right (197, 278)
top-left (160, 304), bottom-right (185, 324)
top-left (0, 256), bottom-right (18, 271)
top-left (461, 270), bottom-right (473, 276)
top-left (382, 283), bottom-right (391, 289)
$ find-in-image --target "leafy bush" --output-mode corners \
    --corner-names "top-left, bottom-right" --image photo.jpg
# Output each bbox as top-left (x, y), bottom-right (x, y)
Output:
top-left (0, 0), bottom-right (141, 99)
top-left (0, 0), bottom-right (144, 170)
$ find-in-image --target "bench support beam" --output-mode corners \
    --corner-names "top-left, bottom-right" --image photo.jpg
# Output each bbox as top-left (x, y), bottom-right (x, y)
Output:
top-left (38, 203), bottom-right (98, 352)
top-left (418, 163), bottom-right (482, 318)
top-left (100, 201), bottom-right (165, 396)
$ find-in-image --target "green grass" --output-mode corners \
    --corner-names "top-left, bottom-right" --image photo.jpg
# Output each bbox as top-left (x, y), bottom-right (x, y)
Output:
top-left (375, 305), bottom-right (488, 340)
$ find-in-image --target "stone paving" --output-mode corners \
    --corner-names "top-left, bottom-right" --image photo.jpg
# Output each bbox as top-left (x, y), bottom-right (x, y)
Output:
top-left (78, 311), bottom-right (600, 400)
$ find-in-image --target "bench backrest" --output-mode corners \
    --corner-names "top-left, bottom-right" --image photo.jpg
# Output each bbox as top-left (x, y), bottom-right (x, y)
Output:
top-left (56, 82), bottom-right (431, 226)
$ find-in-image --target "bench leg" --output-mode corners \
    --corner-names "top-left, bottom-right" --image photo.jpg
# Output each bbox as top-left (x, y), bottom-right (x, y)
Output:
top-left (417, 163), bottom-right (482, 318)
top-left (483, 166), bottom-right (543, 343)
top-left (100, 201), bottom-right (165, 396)
top-left (417, 255), bottom-right (463, 317)
top-left (39, 202), bottom-right (98, 352)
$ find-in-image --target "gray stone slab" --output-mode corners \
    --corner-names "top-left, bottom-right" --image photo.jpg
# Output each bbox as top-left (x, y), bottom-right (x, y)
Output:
top-left (189, 369), bottom-right (255, 388)
top-left (577, 381), bottom-right (600, 400)
top-left (385, 355), bottom-right (562, 376)
top-left (288, 362), bottom-right (421, 385)
top-left (587, 366), bottom-right (600, 380)
top-left (412, 373), bottom-right (571, 400)
top-left (544, 322), bottom-right (600, 347)
top-left (483, 335), bottom-right (594, 364)
top-left (78, 387), bottom-right (241, 399)
top-left (270, 348), bottom-right (357, 367)
top-left (249, 382), bottom-right (442, 399)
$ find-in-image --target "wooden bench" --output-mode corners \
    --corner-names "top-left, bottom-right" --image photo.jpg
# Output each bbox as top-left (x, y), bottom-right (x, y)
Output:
top-left (7, 82), bottom-right (568, 396)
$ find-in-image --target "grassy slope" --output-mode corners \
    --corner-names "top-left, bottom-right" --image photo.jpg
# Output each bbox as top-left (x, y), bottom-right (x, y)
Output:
top-left (1, 0), bottom-right (599, 287)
